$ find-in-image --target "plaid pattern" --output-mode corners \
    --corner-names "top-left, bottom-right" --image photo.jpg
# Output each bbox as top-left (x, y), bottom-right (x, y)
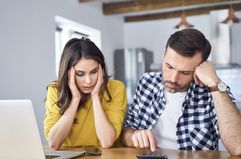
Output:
top-left (124, 72), bottom-right (236, 150)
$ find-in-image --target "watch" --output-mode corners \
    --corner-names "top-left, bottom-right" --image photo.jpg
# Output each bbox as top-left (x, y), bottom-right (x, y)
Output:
top-left (208, 81), bottom-right (227, 93)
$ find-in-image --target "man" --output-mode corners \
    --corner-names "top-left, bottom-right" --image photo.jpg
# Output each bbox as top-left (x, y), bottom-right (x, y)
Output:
top-left (122, 29), bottom-right (241, 156)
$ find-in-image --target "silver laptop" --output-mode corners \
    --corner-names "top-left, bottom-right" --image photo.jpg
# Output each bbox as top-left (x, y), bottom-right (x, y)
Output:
top-left (0, 100), bottom-right (85, 159)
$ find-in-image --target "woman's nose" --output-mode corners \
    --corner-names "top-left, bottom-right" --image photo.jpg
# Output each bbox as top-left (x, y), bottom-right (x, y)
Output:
top-left (84, 75), bottom-right (92, 84)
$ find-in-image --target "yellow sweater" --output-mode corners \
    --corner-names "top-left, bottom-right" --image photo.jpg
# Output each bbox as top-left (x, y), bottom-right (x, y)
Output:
top-left (44, 79), bottom-right (127, 148)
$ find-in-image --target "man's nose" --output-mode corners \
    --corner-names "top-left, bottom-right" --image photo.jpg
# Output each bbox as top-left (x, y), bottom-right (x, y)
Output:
top-left (170, 71), bottom-right (179, 83)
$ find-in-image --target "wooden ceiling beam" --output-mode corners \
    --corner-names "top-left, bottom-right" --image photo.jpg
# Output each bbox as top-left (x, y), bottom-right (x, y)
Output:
top-left (79, 0), bottom-right (96, 3)
top-left (103, 0), bottom-right (229, 15)
top-left (125, 3), bottom-right (241, 22)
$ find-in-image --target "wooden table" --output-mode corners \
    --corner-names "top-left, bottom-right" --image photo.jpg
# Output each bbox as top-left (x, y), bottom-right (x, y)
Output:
top-left (57, 147), bottom-right (241, 159)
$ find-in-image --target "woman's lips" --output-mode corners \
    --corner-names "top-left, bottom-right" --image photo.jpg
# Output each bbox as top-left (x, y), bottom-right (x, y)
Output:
top-left (83, 86), bottom-right (93, 90)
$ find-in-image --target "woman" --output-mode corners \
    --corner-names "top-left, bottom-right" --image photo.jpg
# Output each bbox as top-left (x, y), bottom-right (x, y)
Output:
top-left (44, 38), bottom-right (127, 150)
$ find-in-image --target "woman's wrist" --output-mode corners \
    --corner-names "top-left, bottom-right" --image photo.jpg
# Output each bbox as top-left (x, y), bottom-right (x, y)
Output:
top-left (71, 96), bottom-right (81, 104)
top-left (91, 93), bottom-right (99, 101)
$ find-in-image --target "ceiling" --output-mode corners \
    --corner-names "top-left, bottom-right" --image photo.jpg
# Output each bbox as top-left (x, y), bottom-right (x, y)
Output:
top-left (79, 0), bottom-right (241, 22)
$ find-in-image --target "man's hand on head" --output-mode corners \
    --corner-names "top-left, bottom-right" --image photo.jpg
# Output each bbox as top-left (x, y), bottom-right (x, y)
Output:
top-left (194, 61), bottom-right (220, 87)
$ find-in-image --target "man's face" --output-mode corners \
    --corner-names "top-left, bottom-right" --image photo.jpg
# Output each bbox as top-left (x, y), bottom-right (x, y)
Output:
top-left (162, 47), bottom-right (203, 93)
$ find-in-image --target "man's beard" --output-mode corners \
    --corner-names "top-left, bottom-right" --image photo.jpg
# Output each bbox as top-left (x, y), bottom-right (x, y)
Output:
top-left (164, 81), bottom-right (182, 93)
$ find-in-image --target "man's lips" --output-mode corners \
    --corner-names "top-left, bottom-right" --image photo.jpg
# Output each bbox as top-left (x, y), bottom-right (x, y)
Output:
top-left (166, 83), bottom-right (179, 89)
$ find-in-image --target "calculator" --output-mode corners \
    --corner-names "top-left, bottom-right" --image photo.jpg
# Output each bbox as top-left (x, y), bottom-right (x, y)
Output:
top-left (136, 152), bottom-right (168, 159)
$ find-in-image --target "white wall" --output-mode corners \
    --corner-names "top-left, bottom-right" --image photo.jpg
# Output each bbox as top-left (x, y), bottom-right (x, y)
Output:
top-left (231, 12), bottom-right (241, 64)
top-left (124, 15), bottom-right (211, 65)
top-left (0, 0), bottom-right (124, 143)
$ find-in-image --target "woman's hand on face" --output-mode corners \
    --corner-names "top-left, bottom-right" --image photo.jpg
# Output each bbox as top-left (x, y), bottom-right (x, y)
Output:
top-left (68, 67), bottom-right (81, 100)
top-left (91, 64), bottom-right (104, 97)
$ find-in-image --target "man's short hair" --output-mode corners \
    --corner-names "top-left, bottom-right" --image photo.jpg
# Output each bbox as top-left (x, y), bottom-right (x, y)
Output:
top-left (165, 29), bottom-right (211, 61)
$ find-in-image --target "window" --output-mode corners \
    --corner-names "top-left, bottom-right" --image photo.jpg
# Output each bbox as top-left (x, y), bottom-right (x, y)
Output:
top-left (55, 16), bottom-right (101, 76)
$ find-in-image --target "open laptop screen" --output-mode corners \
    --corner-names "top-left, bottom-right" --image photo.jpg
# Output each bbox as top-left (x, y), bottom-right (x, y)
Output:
top-left (0, 100), bottom-right (46, 159)
top-left (0, 100), bottom-right (101, 159)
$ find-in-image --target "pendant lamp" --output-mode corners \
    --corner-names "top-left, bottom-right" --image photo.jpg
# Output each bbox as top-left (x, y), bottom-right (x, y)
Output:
top-left (221, 3), bottom-right (241, 24)
top-left (175, 0), bottom-right (194, 29)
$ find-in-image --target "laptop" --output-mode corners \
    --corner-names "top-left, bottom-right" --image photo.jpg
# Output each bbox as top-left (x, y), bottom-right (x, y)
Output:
top-left (0, 100), bottom-right (91, 159)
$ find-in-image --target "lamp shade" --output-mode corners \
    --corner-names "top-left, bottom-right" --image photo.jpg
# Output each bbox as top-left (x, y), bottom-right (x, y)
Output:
top-left (175, 14), bottom-right (194, 29)
top-left (221, 8), bottom-right (241, 24)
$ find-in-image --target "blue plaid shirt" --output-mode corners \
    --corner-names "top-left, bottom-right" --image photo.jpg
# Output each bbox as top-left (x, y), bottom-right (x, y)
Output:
top-left (124, 72), bottom-right (236, 150)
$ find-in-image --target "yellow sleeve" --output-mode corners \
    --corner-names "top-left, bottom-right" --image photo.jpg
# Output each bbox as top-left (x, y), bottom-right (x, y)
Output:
top-left (105, 80), bottom-right (127, 140)
top-left (44, 84), bottom-right (61, 140)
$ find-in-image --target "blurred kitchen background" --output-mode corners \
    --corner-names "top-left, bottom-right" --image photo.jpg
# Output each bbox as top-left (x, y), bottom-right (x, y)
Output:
top-left (1, 0), bottom-right (241, 149)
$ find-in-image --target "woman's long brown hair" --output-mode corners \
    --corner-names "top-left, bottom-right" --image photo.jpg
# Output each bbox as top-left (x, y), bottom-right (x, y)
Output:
top-left (53, 37), bottom-right (111, 115)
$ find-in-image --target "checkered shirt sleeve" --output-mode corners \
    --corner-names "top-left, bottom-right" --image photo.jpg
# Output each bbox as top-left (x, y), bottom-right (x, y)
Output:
top-left (124, 72), bottom-right (164, 129)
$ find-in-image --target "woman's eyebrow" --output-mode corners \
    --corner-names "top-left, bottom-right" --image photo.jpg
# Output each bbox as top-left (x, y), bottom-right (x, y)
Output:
top-left (74, 66), bottom-right (98, 72)
top-left (74, 68), bottom-right (84, 72)
top-left (91, 67), bottom-right (98, 72)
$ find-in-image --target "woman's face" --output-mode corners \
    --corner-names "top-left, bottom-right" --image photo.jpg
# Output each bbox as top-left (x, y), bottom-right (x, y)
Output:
top-left (73, 58), bottom-right (99, 94)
